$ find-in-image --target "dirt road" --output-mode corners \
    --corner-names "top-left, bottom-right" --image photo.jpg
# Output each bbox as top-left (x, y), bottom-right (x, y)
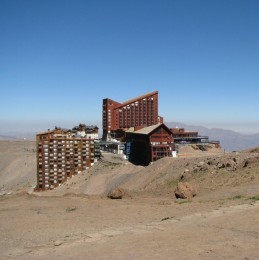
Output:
top-left (0, 194), bottom-right (258, 259)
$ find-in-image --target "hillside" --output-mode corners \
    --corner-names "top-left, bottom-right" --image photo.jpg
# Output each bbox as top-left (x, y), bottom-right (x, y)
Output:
top-left (37, 147), bottom-right (258, 202)
top-left (0, 141), bottom-right (36, 195)
top-left (1, 141), bottom-right (258, 200)
top-left (1, 141), bottom-right (259, 259)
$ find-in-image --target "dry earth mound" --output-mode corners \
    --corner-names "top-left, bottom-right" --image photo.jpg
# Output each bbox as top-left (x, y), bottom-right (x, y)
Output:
top-left (45, 148), bottom-right (259, 201)
top-left (0, 141), bottom-right (36, 195)
top-left (1, 141), bottom-right (259, 259)
top-left (1, 141), bottom-right (259, 201)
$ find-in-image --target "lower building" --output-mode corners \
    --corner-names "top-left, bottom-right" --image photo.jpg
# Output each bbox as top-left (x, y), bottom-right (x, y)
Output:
top-left (35, 127), bottom-right (99, 191)
top-left (171, 127), bottom-right (220, 147)
top-left (99, 141), bottom-right (126, 155)
top-left (171, 127), bottom-right (209, 144)
top-left (125, 123), bottom-right (174, 166)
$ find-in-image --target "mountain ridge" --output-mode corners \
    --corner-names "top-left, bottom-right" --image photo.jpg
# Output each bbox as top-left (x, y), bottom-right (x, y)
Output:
top-left (1, 123), bottom-right (259, 151)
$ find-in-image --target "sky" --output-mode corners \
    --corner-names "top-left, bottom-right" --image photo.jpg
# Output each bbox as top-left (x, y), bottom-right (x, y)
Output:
top-left (1, 0), bottom-right (259, 134)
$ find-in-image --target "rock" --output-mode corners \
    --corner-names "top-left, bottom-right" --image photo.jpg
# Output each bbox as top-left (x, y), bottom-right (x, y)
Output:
top-left (193, 167), bottom-right (199, 173)
top-left (0, 191), bottom-right (14, 196)
top-left (174, 182), bottom-right (197, 199)
top-left (193, 161), bottom-right (209, 172)
top-left (217, 163), bottom-right (225, 169)
top-left (54, 240), bottom-right (63, 246)
top-left (180, 169), bottom-right (192, 180)
top-left (194, 161), bottom-right (209, 172)
top-left (243, 157), bottom-right (259, 167)
top-left (200, 165), bottom-right (209, 171)
top-left (191, 145), bottom-right (199, 150)
top-left (226, 159), bottom-right (237, 169)
top-left (107, 188), bottom-right (126, 199)
top-left (207, 159), bottom-right (216, 166)
top-left (197, 161), bottom-right (205, 167)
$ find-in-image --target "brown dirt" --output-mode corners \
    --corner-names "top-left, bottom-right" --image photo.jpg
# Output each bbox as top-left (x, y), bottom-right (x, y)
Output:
top-left (0, 141), bottom-right (259, 259)
top-left (0, 141), bottom-right (36, 194)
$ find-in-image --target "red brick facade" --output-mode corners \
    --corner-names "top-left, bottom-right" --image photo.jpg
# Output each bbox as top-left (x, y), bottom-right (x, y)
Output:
top-left (102, 91), bottom-right (163, 140)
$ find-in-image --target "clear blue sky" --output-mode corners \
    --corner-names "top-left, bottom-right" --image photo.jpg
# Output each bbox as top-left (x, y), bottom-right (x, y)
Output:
top-left (1, 0), bottom-right (259, 134)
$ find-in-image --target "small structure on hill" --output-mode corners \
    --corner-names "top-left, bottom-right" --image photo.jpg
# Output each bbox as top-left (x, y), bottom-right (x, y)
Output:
top-left (72, 124), bottom-right (99, 139)
top-left (99, 141), bottom-right (125, 155)
top-left (171, 127), bottom-right (221, 148)
top-left (171, 127), bottom-right (208, 144)
top-left (126, 123), bottom-right (174, 166)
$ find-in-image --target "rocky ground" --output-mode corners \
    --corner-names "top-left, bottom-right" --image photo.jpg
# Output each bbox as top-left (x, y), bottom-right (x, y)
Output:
top-left (0, 141), bottom-right (259, 259)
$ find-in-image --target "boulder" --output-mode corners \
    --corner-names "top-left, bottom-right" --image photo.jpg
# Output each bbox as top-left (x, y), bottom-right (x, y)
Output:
top-left (217, 162), bottom-right (225, 169)
top-left (107, 188), bottom-right (126, 199)
top-left (207, 159), bottom-right (217, 166)
top-left (226, 159), bottom-right (237, 169)
top-left (194, 161), bottom-right (209, 172)
top-left (174, 182), bottom-right (197, 199)
top-left (54, 240), bottom-right (63, 246)
top-left (243, 156), bottom-right (259, 167)
top-left (197, 161), bottom-right (205, 167)
top-left (180, 169), bottom-right (192, 180)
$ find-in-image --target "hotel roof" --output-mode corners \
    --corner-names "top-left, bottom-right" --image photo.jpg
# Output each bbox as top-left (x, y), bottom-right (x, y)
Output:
top-left (119, 91), bottom-right (158, 107)
top-left (126, 123), bottom-right (171, 135)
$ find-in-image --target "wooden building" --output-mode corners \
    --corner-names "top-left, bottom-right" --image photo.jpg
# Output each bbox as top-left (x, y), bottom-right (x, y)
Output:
top-left (126, 123), bottom-right (174, 166)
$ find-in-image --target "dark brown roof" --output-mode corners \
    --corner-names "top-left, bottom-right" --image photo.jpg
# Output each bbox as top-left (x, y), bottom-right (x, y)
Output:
top-left (126, 123), bottom-right (172, 136)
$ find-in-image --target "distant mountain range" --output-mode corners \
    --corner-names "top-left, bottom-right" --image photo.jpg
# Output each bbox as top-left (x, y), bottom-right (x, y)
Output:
top-left (0, 132), bottom-right (35, 141)
top-left (165, 122), bottom-right (259, 151)
top-left (1, 124), bottom-right (259, 151)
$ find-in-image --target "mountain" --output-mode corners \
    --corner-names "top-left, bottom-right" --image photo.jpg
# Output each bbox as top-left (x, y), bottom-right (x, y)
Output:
top-left (165, 122), bottom-right (259, 151)
top-left (1, 124), bottom-right (259, 151)
top-left (0, 135), bottom-right (19, 141)
top-left (0, 132), bottom-right (36, 141)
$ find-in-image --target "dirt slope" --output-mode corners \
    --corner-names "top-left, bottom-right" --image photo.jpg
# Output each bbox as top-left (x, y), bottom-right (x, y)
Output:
top-left (1, 141), bottom-right (258, 200)
top-left (0, 141), bottom-right (36, 195)
top-left (1, 141), bottom-right (259, 259)
top-left (42, 148), bottom-right (259, 201)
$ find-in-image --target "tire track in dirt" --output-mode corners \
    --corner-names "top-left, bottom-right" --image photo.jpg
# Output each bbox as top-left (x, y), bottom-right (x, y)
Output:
top-left (15, 201), bottom-right (259, 259)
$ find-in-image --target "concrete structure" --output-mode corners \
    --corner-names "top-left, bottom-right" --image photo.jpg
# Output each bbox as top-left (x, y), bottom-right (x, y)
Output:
top-left (102, 91), bottom-right (163, 140)
top-left (171, 127), bottom-right (209, 144)
top-left (99, 141), bottom-right (125, 155)
top-left (35, 127), bottom-right (99, 191)
top-left (170, 127), bottom-right (220, 147)
top-left (126, 123), bottom-right (174, 166)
